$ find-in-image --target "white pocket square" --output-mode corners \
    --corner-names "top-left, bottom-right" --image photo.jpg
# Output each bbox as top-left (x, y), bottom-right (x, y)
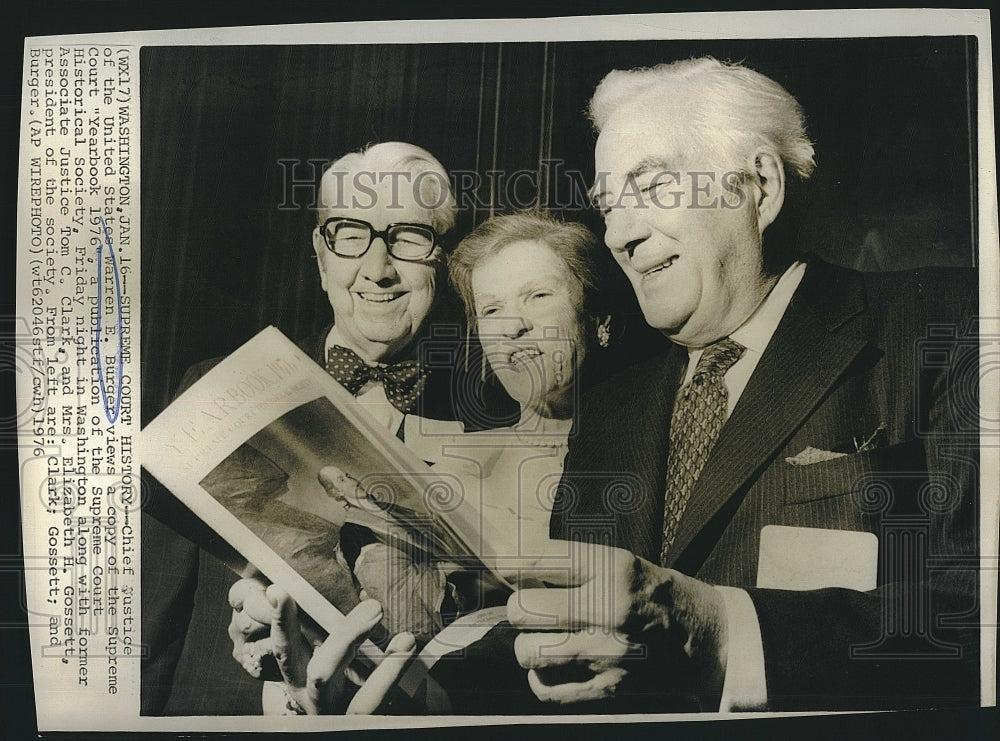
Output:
top-left (785, 446), bottom-right (848, 466)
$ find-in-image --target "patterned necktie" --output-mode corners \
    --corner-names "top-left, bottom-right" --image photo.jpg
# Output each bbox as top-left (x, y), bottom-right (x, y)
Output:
top-left (325, 345), bottom-right (429, 414)
top-left (660, 338), bottom-right (746, 566)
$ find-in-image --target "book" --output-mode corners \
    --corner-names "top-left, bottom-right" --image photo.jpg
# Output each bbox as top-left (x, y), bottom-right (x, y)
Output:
top-left (140, 326), bottom-right (506, 698)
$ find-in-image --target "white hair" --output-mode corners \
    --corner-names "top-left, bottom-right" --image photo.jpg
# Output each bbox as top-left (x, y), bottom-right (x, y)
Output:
top-left (589, 57), bottom-right (816, 179)
top-left (317, 141), bottom-right (457, 235)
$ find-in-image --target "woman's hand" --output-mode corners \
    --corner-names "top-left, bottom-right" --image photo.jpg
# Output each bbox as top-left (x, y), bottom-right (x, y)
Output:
top-left (228, 577), bottom-right (417, 714)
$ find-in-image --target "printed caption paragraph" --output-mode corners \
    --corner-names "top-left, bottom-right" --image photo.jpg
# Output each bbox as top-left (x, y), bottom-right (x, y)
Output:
top-left (20, 44), bottom-right (140, 706)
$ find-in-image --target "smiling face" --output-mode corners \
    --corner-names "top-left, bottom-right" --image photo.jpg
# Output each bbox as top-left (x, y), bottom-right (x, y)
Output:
top-left (313, 176), bottom-right (441, 363)
top-left (594, 91), bottom-right (776, 348)
top-left (471, 239), bottom-right (587, 418)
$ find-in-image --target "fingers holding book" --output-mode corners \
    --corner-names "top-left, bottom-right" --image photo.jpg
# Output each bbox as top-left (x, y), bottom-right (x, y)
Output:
top-left (228, 576), bottom-right (417, 714)
top-left (228, 577), bottom-right (280, 681)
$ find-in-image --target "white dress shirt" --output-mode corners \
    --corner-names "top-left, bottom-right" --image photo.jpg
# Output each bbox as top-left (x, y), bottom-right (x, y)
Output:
top-left (681, 261), bottom-right (806, 408)
top-left (677, 261), bottom-right (807, 711)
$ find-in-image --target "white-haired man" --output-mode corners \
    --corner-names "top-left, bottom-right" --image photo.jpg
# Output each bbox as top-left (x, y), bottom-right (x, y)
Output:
top-left (509, 57), bottom-right (979, 712)
top-left (144, 142), bottom-right (486, 715)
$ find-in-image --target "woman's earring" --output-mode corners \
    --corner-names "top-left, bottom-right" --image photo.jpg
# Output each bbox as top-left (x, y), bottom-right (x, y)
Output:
top-left (596, 318), bottom-right (611, 348)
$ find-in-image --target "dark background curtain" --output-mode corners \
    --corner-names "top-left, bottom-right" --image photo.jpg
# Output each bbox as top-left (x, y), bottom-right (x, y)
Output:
top-left (141, 36), bottom-right (977, 426)
top-left (138, 36), bottom-right (977, 714)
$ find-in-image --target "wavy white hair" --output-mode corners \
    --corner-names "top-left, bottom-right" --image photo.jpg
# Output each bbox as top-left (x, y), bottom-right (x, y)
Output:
top-left (589, 57), bottom-right (816, 179)
top-left (316, 141), bottom-right (457, 235)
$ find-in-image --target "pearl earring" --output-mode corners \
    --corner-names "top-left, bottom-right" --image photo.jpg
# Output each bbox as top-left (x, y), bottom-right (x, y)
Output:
top-left (597, 321), bottom-right (611, 348)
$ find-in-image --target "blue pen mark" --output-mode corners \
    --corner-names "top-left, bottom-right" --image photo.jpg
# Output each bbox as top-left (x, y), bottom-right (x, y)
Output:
top-left (95, 216), bottom-right (124, 423)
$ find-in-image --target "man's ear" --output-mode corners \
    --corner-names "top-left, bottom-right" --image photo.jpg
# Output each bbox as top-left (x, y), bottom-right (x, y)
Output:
top-left (751, 149), bottom-right (786, 234)
top-left (311, 227), bottom-right (329, 292)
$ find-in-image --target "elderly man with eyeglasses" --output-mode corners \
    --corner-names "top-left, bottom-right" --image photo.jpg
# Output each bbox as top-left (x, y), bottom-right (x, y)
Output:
top-left (144, 142), bottom-right (485, 715)
top-left (231, 141), bottom-right (476, 714)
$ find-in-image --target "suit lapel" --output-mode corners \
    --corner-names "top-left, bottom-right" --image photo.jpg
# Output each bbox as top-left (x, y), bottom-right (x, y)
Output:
top-left (615, 348), bottom-right (686, 562)
top-left (664, 260), bottom-right (872, 568)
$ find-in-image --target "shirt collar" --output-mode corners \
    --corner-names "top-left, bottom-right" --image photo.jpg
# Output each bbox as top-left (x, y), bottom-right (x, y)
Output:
top-left (728, 260), bottom-right (807, 355)
top-left (326, 324), bottom-right (349, 355)
top-left (325, 325), bottom-right (384, 367)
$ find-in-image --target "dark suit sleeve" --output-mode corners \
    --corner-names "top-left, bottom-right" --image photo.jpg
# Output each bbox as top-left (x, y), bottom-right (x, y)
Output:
top-left (141, 358), bottom-right (256, 715)
top-left (139, 510), bottom-right (199, 714)
top-left (746, 279), bottom-right (980, 711)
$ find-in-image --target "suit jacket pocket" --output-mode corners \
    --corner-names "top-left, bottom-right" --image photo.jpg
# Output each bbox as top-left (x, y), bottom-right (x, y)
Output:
top-left (780, 439), bottom-right (925, 505)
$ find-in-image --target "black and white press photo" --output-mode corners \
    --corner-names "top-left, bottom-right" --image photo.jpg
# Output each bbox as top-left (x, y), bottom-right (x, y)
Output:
top-left (14, 10), bottom-right (995, 733)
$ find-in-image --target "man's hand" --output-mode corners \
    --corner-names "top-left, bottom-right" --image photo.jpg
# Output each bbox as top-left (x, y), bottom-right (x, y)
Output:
top-left (228, 577), bottom-right (416, 714)
top-left (506, 542), bottom-right (728, 709)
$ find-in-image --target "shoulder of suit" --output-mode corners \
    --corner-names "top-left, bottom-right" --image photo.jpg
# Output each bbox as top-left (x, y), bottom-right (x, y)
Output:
top-left (800, 257), bottom-right (975, 328)
top-left (866, 264), bottom-right (975, 293)
top-left (803, 255), bottom-right (974, 291)
top-left (859, 264), bottom-right (976, 320)
top-left (176, 326), bottom-right (329, 400)
top-left (578, 345), bottom-right (682, 418)
top-left (175, 355), bottom-right (225, 397)
top-left (295, 326), bottom-right (332, 363)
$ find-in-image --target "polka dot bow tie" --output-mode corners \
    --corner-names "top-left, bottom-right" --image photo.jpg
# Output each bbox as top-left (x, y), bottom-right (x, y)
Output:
top-left (325, 345), bottom-right (429, 414)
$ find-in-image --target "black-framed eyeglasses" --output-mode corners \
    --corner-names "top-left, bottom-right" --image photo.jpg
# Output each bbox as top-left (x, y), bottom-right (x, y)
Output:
top-left (320, 217), bottom-right (439, 261)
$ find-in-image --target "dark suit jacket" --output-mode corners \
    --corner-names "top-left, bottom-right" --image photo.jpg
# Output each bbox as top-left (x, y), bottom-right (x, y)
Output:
top-left (552, 258), bottom-right (980, 710)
